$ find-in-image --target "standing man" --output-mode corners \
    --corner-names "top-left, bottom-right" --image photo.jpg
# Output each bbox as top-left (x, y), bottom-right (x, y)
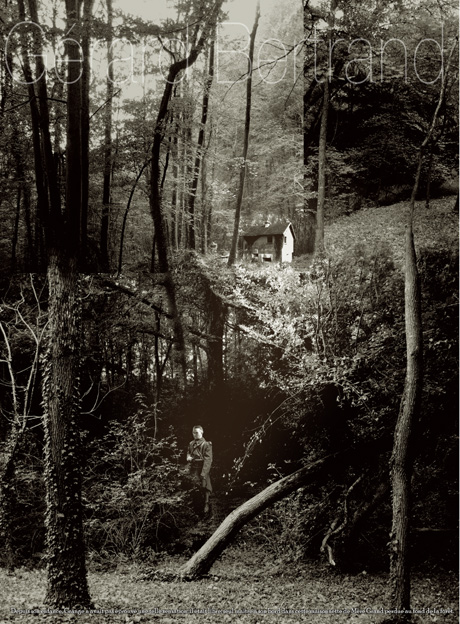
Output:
top-left (187, 426), bottom-right (212, 515)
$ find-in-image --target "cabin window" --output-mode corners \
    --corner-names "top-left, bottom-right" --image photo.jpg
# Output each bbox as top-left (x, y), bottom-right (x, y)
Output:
top-left (267, 235), bottom-right (273, 243)
top-left (284, 236), bottom-right (287, 243)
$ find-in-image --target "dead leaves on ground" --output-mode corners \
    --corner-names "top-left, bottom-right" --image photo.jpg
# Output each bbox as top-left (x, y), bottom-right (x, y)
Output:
top-left (0, 551), bottom-right (458, 624)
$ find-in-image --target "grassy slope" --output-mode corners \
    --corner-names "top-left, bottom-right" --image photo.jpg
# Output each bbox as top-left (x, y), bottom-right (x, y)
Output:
top-left (325, 198), bottom-right (458, 265)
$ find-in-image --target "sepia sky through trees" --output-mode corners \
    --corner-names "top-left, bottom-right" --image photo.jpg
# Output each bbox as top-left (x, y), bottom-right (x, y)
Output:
top-left (115, 0), bottom-right (275, 28)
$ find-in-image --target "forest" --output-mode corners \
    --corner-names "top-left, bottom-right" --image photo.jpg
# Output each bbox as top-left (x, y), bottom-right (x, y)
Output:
top-left (0, 0), bottom-right (458, 622)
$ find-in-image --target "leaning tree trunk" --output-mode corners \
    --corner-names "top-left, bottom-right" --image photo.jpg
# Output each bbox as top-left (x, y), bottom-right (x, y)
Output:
top-left (179, 452), bottom-right (338, 579)
top-left (227, 1), bottom-right (260, 267)
top-left (118, 156), bottom-right (150, 275)
top-left (387, 38), bottom-right (456, 620)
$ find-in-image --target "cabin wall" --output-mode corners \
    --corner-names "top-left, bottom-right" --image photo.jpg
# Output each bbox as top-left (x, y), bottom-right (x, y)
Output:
top-left (281, 229), bottom-right (294, 262)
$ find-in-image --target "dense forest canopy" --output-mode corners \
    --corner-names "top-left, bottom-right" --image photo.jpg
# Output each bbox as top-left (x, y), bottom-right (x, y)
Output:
top-left (0, 0), bottom-right (457, 614)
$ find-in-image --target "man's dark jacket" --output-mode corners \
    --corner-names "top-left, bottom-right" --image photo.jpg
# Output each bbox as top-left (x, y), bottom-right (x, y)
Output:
top-left (187, 438), bottom-right (212, 492)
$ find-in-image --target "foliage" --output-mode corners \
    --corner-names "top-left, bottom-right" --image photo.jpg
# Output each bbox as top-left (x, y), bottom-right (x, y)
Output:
top-left (83, 395), bottom-right (196, 563)
top-left (211, 196), bottom-right (457, 568)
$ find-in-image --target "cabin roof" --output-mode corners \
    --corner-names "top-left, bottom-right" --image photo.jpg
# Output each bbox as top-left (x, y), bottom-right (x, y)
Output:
top-left (242, 221), bottom-right (295, 239)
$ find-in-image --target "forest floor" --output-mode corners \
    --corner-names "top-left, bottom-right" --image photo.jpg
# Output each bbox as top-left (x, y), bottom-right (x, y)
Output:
top-left (1, 546), bottom-right (458, 624)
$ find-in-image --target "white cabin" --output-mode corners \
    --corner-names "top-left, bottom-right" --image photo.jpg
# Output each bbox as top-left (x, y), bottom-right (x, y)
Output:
top-left (242, 221), bottom-right (295, 263)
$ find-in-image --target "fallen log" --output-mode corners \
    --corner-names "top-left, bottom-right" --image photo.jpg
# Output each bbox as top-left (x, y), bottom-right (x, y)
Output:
top-left (179, 451), bottom-right (342, 580)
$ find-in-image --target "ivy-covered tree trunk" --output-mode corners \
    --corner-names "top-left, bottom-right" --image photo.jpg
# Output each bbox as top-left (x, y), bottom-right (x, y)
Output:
top-left (40, 0), bottom-right (94, 607)
top-left (43, 253), bottom-right (91, 608)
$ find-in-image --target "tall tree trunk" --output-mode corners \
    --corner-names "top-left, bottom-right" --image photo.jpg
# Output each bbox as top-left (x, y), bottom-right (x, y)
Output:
top-left (101, 0), bottom-right (114, 271)
top-left (28, 0), bottom-right (61, 228)
top-left (151, 96), bottom-right (187, 378)
top-left (81, 0), bottom-right (94, 265)
top-left (23, 182), bottom-right (34, 269)
top-left (227, 1), bottom-right (260, 267)
top-left (183, 113), bottom-right (193, 247)
top-left (302, 4), bottom-right (317, 254)
top-left (18, 0), bottom-right (51, 250)
top-left (179, 124), bottom-right (188, 247)
top-left (388, 222), bottom-right (422, 615)
top-left (207, 289), bottom-right (226, 392)
top-left (314, 3), bottom-right (336, 256)
top-left (314, 74), bottom-right (329, 256)
top-left (43, 253), bottom-right (91, 608)
top-left (204, 157), bottom-right (216, 253)
top-left (201, 143), bottom-right (210, 254)
top-left (387, 39), bottom-right (456, 619)
top-left (170, 127), bottom-right (180, 250)
top-left (188, 37), bottom-right (215, 250)
top-left (41, 0), bottom-right (94, 607)
top-left (63, 0), bottom-right (82, 258)
top-left (11, 185), bottom-right (21, 271)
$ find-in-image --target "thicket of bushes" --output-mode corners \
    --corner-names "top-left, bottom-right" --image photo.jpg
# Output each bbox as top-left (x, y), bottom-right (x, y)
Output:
top-left (0, 241), bottom-right (457, 571)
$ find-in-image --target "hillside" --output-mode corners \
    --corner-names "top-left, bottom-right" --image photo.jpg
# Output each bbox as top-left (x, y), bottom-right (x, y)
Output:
top-left (325, 197), bottom-right (458, 267)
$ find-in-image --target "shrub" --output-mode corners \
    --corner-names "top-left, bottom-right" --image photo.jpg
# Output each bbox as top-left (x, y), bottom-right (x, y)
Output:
top-left (83, 396), bottom-right (196, 565)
